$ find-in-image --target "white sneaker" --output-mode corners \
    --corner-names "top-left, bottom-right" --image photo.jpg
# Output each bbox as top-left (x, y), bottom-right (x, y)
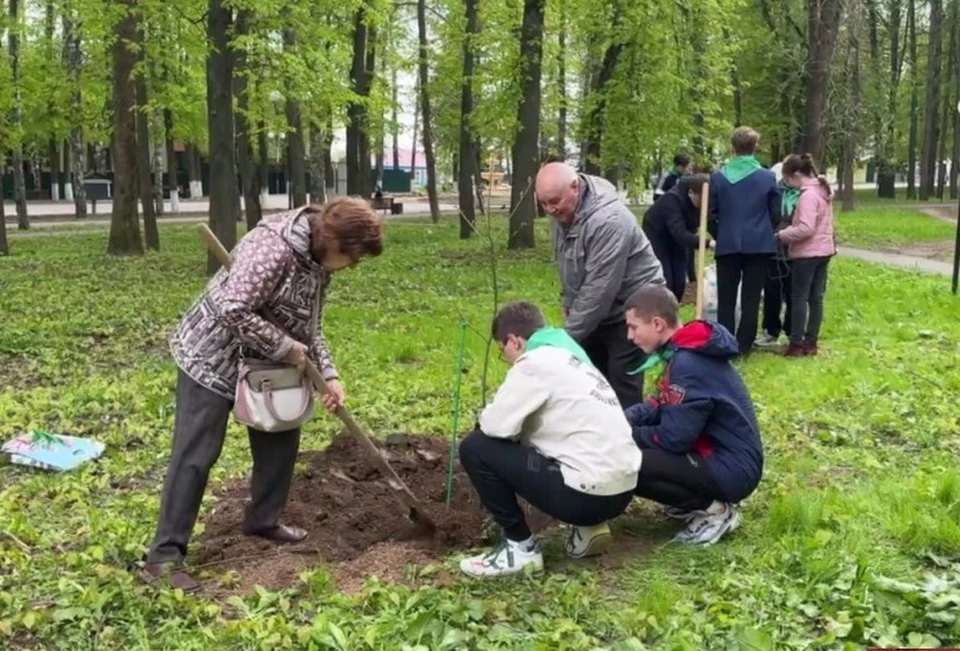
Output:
top-left (674, 502), bottom-right (741, 545)
top-left (659, 504), bottom-right (698, 521)
top-left (565, 522), bottom-right (613, 559)
top-left (754, 333), bottom-right (781, 348)
top-left (460, 538), bottom-right (544, 578)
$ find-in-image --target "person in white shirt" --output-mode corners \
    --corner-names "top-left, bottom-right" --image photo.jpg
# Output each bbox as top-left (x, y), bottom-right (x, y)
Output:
top-left (458, 301), bottom-right (643, 578)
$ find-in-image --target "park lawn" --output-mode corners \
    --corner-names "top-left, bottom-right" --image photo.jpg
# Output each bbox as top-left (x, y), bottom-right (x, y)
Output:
top-left (1, 217), bottom-right (960, 650)
top-left (834, 207), bottom-right (956, 251)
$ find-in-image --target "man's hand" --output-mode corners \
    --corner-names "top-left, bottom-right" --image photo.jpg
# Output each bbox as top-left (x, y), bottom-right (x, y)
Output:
top-left (321, 379), bottom-right (346, 413)
top-left (284, 341), bottom-right (309, 374)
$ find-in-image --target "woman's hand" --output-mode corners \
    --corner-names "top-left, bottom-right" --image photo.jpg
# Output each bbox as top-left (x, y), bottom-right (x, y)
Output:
top-left (284, 341), bottom-right (309, 373)
top-left (321, 379), bottom-right (345, 413)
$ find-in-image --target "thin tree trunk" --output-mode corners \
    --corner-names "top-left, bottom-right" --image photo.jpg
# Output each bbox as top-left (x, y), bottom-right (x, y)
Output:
top-left (283, 27), bottom-right (307, 207)
top-left (346, 8), bottom-right (373, 196)
top-left (556, 4), bottom-right (566, 159)
top-left (235, 9), bottom-right (261, 227)
top-left (309, 122), bottom-right (327, 205)
top-left (878, 0), bottom-right (903, 198)
top-left (153, 110), bottom-right (164, 215)
top-left (800, 0), bottom-right (843, 163)
top-left (0, 183), bottom-right (6, 254)
top-left (205, 0), bottom-right (238, 273)
top-left (374, 36), bottom-right (385, 189)
top-left (324, 115), bottom-right (334, 190)
top-left (9, 0), bottom-right (28, 229)
top-left (411, 76), bottom-right (419, 175)
top-left (907, 0), bottom-right (919, 199)
top-left (581, 5), bottom-right (624, 176)
top-left (508, 0), bottom-right (545, 249)
top-left (841, 5), bottom-right (861, 212)
top-left (920, 0), bottom-right (944, 200)
top-left (165, 109), bottom-right (179, 213)
top-left (412, 0), bottom-right (438, 221)
top-left (952, 0), bottom-right (960, 199)
top-left (257, 121), bottom-right (269, 200)
top-left (457, 0), bottom-right (480, 238)
top-left (135, 8), bottom-right (159, 251)
top-left (107, 0), bottom-right (144, 256)
top-left (391, 65), bottom-right (400, 169)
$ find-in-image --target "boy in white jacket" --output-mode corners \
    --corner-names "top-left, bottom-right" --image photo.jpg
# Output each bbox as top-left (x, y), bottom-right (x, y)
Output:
top-left (458, 302), bottom-right (643, 578)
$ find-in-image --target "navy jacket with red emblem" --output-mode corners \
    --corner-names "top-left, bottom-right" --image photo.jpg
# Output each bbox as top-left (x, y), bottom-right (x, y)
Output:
top-left (626, 320), bottom-right (763, 502)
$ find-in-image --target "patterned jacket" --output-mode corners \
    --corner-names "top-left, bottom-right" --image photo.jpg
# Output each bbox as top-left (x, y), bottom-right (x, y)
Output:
top-left (170, 207), bottom-right (338, 399)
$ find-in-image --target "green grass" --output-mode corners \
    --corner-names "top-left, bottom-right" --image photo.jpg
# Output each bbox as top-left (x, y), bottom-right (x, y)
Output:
top-left (2, 217), bottom-right (960, 649)
top-left (835, 207), bottom-right (956, 250)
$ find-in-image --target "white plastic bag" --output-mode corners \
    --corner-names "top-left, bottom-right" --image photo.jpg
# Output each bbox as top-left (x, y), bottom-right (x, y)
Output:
top-left (701, 264), bottom-right (740, 324)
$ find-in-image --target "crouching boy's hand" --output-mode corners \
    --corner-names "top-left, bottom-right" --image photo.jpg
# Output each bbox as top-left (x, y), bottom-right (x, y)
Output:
top-left (624, 400), bottom-right (659, 427)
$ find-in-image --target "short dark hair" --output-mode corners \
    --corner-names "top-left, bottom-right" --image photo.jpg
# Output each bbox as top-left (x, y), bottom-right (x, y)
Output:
top-left (491, 301), bottom-right (545, 343)
top-left (624, 285), bottom-right (680, 327)
top-left (680, 173), bottom-right (709, 195)
top-left (673, 153), bottom-right (692, 168)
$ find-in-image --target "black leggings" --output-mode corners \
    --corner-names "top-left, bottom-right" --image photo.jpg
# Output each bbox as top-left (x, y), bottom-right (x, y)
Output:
top-left (633, 448), bottom-right (726, 511)
top-left (458, 431), bottom-right (634, 541)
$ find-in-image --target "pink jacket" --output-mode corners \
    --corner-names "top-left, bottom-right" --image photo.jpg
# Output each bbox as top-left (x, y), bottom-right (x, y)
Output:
top-left (777, 177), bottom-right (837, 259)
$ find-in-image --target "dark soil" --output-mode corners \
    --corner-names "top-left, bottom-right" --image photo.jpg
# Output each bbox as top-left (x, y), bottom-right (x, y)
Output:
top-left (195, 433), bottom-right (551, 594)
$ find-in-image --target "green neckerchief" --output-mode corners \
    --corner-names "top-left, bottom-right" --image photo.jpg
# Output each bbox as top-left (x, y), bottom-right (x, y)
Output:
top-left (627, 344), bottom-right (677, 376)
top-left (523, 327), bottom-right (593, 365)
top-left (720, 155), bottom-right (763, 184)
top-left (781, 185), bottom-right (801, 218)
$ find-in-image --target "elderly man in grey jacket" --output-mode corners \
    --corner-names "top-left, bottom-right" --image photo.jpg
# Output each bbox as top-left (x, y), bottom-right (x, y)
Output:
top-left (536, 162), bottom-right (666, 407)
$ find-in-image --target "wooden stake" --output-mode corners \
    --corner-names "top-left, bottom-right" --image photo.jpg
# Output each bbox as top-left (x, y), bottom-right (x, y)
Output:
top-left (695, 182), bottom-right (710, 320)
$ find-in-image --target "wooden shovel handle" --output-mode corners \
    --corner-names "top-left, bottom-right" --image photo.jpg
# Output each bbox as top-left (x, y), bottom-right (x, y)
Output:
top-left (695, 182), bottom-right (710, 320)
top-left (196, 225), bottom-right (424, 507)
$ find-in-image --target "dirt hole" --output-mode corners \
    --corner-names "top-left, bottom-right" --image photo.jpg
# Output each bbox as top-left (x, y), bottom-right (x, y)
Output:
top-left (195, 432), bottom-right (552, 594)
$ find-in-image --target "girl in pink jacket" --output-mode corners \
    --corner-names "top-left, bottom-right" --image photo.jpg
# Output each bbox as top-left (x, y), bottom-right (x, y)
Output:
top-left (775, 154), bottom-right (837, 357)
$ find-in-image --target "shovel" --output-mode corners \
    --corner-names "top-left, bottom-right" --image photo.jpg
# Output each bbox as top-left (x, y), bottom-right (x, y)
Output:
top-left (197, 224), bottom-right (437, 535)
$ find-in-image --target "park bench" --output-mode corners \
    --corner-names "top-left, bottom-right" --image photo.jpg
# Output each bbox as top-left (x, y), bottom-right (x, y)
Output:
top-left (371, 195), bottom-right (402, 215)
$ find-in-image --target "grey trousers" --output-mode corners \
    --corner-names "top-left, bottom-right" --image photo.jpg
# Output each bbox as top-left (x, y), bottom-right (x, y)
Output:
top-left (146, 370), bottom-right (301, 564)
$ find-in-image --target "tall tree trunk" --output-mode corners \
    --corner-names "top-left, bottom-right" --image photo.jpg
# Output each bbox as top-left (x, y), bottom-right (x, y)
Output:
top-left (937, 89), bottom-right (951, 199)
top-left (135, 9), bottom-right (159, 251)
top-left (346, 8), bottom-right (373, 196)
top-left (282, 27), bottom-right (307, 207)
top-left (878, 0), bottom-right (903, 198)
top-left (324, 115), bottom-right (335, 190)
top-left (309, 122), bottom-right (327, 205)
top-left (257, 121), bottom-right (269, 200)
top-left (44, 0), bottom-right (58, 201)
top-left (906, 0), bottom-right (919, 199)
top-left (391, 65), bottom-right (400, 169)
top-left (164, 109), bottom-right (179, 213)
top-left (920, 0), bottom-right (944, 200)
top-left (49, 139), bottom-right (60, 200)
top-left (841, 4), bottom-right (861, 212)
top-left (556, 4), bottom-right (567, 159)
top-left (235, 9), bottom-right (261, 227)
top-left (952, 0), bottom-right (960, 199)
top-left (107, 0), bottom-right (144, 256)
top-left (581, 5), bottom-right (624, 176)
top-left (800, 0), bottom-right (843, 162)
top-left (411, 76), bottom-right (419, 175)
top-left (373, 35), bottom-right (385, 190)
top-left (416, 0), bottom-right (440, 221)
top-left (0, 184), bottom-right (6, 254)
top-left (152, 110), bottom-right (164, 215)
top-left (205, 0), bottom-right (238, 273)
top-left (457, 0), bottom-right (480, 238)
top-left (185, 143), bottom-right (201, 197)
top-left (508, 0), bottom-right (545, 249)
top-left (8, 0), bottom-right (28, 229)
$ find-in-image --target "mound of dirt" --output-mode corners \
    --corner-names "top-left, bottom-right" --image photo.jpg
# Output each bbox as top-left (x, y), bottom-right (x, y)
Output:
top-left (195, 433), bottom-right (551, 593)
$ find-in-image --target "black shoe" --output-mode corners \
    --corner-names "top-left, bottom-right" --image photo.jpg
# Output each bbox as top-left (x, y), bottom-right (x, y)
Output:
top-left (244, 524), bottom-right (307, 544)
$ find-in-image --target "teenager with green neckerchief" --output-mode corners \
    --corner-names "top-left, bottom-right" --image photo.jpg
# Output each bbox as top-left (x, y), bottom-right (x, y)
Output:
top-left (707, 127), bottom-right (781, 356)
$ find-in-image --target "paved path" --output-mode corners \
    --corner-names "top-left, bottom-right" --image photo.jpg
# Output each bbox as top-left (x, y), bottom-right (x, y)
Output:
top-left (838, 246), bottom-right (955, 275)
top-left (3, 194), bottom-right (455, 222)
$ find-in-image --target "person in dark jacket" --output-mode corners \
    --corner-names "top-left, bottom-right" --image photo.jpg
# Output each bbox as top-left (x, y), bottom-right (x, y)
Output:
top-left (757, 180), bottom-right (796, 348)
top-left (708, 127), bottom-right (780, 356)
top-left (653, 153), bottom-right (692, 201)
top-left (642, 174), bottom-right (713, 302)
top-left (622, 285), bottom-right (763, 545)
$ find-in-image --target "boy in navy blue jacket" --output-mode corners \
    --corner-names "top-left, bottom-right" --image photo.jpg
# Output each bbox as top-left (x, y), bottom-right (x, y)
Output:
top-left (623, 285), bottom-right (763, 545)
top-left (708, 127), bottom-right (781, 356)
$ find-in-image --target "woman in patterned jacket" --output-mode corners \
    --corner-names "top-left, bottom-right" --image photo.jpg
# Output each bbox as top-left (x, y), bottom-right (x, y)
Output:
top-left (139, 198), bottom-right (383, 592)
